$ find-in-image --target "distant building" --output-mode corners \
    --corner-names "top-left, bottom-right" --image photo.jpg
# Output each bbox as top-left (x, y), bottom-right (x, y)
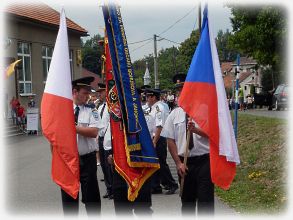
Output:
top-left (3, 2), bottom-right (88, 118)
top-left (222, 57), bottom-right (262, 101)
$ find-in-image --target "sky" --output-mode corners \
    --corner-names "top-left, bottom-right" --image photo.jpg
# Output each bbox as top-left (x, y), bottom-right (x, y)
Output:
top-left (44, 0), bottom-right (233, 62)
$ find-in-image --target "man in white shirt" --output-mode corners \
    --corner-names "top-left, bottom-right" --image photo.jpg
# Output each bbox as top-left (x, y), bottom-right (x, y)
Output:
top-left (61, 76), bottom-right (103, 216)
top-left (166, 90), bottom-right (175, 111)
top-left (96, 83), bottom-right (113, 200)
top-left (145, 88), bottom-right (178, 195)
top-left (161, 74), bottom-right (214, 215)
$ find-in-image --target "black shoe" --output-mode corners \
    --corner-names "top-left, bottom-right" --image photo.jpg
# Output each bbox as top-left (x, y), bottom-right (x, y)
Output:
top-left (108, 194), bottom-right (114, 200)
top-left (103, 193), bottom-right (109, 198)
top-left (162, 185), bottom-right (171, 190)
top-left (165, 185), bottom-right (178, 195)
top-left (151, 188), bottom-right (162, 194)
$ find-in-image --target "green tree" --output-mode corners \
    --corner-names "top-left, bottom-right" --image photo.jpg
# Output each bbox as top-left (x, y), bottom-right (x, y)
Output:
top-left (176, 29), bottom-right (201, 75)
top-left (216, 29), bottom-right (237, 62)
top-left (81, 34), bottom-right (104, 75)
top-left (228, 5), bottom-right (287, 83)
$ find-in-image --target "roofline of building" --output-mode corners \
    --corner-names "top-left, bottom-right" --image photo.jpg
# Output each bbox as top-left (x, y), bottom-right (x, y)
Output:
top-left (5, 12), bottom-right (89, 37)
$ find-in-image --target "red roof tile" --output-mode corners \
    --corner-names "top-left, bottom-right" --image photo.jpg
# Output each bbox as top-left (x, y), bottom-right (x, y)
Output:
top-left (221, 62), bottom-right (233, 73)
top-left (233, 57), bottom-right (257, 65)
top-left (239, 71), bottom-right (252, 83)
top-left (223, 73), bottom-right (235, 89)
top-left (5, 2), bottom-right (88, 35)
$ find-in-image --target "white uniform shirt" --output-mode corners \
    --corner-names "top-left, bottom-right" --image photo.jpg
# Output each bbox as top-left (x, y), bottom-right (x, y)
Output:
top-left (161, 107), bottom-right (209, 157)
top-left (74, 104), bottom-right (103, 156)
top-left (147, 101), bottom-right (169, 137)
top-left (142, 103), bottom-right (152, 135)
top-left (167, 94), bottom-right (175, 102)
top-left (97, 102), bottom-right (110, 137)
top-left (103, 121), bottom-right (112, 151)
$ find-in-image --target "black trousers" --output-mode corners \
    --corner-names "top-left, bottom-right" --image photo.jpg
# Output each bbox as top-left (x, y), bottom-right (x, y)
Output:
top-left (104, 149), bottom-right (113, 195)
top-left (61, 151), bottom-right (101, 216)
top-left (98, 136), bottom-right (112, 195)
top-left (179, 154), bottom-right (214, 216)
top-left (151, 136), bottom-right (177, 190)
top-left (113, 168), bottom-right (153, 216)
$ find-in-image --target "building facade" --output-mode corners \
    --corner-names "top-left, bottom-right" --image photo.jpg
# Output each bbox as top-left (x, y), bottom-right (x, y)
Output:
top-left (3, 2), bottom-right (88, 118)
top-left (222, 57), bottom-right (262, 102)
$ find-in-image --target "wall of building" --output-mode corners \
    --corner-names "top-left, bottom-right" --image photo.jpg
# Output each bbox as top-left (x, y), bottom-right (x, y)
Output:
top-left (3, 16), bottom-right (84, 119)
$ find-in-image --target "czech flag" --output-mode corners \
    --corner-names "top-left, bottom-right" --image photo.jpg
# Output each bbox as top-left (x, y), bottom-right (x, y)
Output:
top-left (41, 8), bottom-right (80, 199)
top-left (178, 6), bottom-right (240, 190)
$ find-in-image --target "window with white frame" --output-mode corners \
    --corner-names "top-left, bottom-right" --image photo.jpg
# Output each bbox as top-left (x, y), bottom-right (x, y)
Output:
top-left (17, 42), bottom-right (32, 94)
top-left (42, 46), bottom-right (53, 82)
top-left (69, 49), bottom-right (73, 79)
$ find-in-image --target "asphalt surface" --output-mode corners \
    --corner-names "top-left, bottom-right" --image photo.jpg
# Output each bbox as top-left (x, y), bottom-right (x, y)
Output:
top-left (236, 108), bottom-right (290, 120)
top-left (4, 134), bottom-right (237, 217)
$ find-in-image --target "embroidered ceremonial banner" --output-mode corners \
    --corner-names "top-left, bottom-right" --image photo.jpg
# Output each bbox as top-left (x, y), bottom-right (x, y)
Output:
top-left (102, 4), bottom-right (159, 201)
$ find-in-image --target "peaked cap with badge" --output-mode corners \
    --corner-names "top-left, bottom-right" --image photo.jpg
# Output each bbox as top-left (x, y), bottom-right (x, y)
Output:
top-left (137, 85), bottom-right (151, 95)
top-left (144, 88), bottom-right (161, 97)
top-left (172, 73), bottom-right (187, 89)
top-left (72, 76), bottom-right (95, 90)
top-left (96, 83), bottom-right (106, 92)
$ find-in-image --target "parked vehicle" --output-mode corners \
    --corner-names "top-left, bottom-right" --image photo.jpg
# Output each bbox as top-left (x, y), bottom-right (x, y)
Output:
top-left (253, 92), bottom-right (272, 109)
top-left (271, 84), bottom-right (288, 110)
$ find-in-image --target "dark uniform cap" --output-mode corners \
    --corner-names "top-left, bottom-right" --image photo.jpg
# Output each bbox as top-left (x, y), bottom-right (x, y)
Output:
top-left (173, 73), bottom-right (187, 89)
top-left (140, 85), bottom-right (151, 90)
top-left (144, 88), bottom-right (161, 96)
top-left (72, 76), bottom-right (94, 89)
top-left (96, 83), bottom-right (106, 92)
top-left (137, 85), bottom-right (151, 94)
top-left (137, 88), bottom-right (143, 94)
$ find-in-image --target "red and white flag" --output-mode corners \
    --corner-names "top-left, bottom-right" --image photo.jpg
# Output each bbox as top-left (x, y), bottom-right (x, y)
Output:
top-left (41, 8), bottom-right (79, 199)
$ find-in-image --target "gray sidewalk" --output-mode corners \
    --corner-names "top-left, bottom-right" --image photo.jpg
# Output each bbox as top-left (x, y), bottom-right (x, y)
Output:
top-left (4, 135), bottom-right (237, 217)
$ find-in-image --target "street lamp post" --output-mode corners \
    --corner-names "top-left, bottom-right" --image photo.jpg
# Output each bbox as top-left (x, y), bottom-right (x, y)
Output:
top-left (234, 54), bottom-right (240, 140)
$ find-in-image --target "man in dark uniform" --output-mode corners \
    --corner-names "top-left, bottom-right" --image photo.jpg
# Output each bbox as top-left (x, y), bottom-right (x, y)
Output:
top-left (60, 76), bottom-right (103, 216)
top-left (144, 88), bottom-right (178, 195)
top-left (161, 74), bottom-right (214, 215)
top-left (108, 87), bottom-right (153, 215)
top-left (96, 83), bottom-right (113, 200)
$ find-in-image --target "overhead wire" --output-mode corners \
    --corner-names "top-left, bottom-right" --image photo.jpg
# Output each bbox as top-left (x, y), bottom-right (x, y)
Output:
top-left (128, 38), bottom-right (153, 45)
top-left (129, 5), bottom-right (197, 54)
top-left (157, 5), bottom-right (197, 37)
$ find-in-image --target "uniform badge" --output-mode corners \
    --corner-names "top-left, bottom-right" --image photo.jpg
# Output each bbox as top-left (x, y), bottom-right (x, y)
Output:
top-left (92, 109), bottom-right (99, 120)
top-left (156, 105), bottom-right (161, 112)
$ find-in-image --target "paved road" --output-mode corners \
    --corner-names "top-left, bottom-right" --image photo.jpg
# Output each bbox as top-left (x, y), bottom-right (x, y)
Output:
top-left (237, 108), bottom-right (289, 120)
top-left (4, 135), bottom-right (237, 217)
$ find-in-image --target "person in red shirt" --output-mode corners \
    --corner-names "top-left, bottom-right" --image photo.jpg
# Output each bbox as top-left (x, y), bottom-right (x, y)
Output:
top-left (10, 96), bottom-right (20, 125)
top-left (16, 103), bottom-right (25, 130)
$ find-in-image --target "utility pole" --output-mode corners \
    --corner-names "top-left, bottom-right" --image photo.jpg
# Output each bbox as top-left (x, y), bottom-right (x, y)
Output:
top-left (234, 54), bottom-right (240, 140)
top-left (198, 2), bottom-right (201, 34)
top-left (172, 46), bottom-right (177, 75)
top-left (153, 34), bottom-right (159, 89)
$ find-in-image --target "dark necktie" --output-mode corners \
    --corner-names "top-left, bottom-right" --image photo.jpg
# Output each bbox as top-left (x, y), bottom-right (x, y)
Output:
top-left (100, 103), bottom-right (106, 118)
top-left (74, 106), bottom-right (80, 124)
top-left (186, 113), bottom-right (194, 150)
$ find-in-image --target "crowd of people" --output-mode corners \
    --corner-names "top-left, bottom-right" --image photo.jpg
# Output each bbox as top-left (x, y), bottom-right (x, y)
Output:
top-left (59, 74), bottom-right (214, 216)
